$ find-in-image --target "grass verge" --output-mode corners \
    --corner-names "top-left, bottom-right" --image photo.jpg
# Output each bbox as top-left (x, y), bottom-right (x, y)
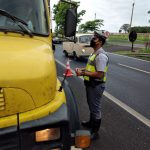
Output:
top-left (114, 49), bottom-right (150, 61)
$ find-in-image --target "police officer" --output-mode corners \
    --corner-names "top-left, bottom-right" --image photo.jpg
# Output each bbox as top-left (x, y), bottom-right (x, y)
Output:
top-left (75, 32), bottom-right (109, 140)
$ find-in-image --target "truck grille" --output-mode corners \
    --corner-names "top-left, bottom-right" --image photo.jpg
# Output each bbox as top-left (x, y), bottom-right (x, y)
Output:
top-left (0, 88), bottom-right (5, 111)
top-left (0, 133), bottom-right (18, 150)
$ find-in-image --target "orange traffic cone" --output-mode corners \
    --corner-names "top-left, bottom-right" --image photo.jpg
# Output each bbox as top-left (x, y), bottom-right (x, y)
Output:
top-left (63, 59), bottom-right (73, 77)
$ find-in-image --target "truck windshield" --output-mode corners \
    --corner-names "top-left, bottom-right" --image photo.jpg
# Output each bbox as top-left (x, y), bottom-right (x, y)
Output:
top-left (79, 35), bottom-right (93, 44)
top-left (0, 0), bottom-right (48, 35)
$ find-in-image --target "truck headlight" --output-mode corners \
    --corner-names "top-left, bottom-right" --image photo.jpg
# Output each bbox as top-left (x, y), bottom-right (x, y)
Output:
top-left (35, 128), bottom-right (60, 142)
top-left (82, 49), bottom-right (85, 53)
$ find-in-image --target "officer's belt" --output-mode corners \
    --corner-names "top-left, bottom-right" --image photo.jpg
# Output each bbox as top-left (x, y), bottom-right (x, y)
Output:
top-left (84, 80), bottom-right (105, 87)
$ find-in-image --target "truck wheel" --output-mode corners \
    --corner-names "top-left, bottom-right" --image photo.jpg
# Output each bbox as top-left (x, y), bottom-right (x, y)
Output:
top-left (58, 77), bottom-right (80, 133)
top-left (64, 81), bottom-right (80, 132)
top-left (63, 50), bottom-right (68, 57)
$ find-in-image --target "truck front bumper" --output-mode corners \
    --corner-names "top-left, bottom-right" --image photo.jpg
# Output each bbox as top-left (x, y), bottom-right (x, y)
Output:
top-left (0, 104), bottom-right (70, 150)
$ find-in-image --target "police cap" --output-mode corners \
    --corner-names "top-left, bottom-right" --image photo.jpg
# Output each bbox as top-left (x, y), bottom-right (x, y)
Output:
top-left (94, 31), bottom-right (106, 45)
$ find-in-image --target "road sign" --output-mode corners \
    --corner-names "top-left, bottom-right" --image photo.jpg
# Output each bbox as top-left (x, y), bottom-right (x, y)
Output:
top-left (129, 31), bottom-right (137, 42)
top-left (129, 31), bottom-right (137, 51)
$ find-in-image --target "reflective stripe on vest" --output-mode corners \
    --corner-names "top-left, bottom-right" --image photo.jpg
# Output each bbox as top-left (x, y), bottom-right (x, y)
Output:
top-left (84, 53), bottom-right (108, 82)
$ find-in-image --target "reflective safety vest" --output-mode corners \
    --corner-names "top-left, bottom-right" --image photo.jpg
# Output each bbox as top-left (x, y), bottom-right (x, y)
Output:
top-left (84, 53), bottom-right (109, 82)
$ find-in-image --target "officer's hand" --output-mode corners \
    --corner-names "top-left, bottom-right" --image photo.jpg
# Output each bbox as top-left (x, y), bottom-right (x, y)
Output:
top-left (75, 68), bottom-right (82, 76)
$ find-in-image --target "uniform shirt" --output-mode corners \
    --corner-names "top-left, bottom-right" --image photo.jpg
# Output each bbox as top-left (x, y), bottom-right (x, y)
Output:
top-left (94, 47), bottom-right (108, 72)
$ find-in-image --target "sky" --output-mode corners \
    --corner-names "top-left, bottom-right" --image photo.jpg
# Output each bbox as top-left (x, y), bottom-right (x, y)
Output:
top-left (50, 0), bottom-right (150, 33)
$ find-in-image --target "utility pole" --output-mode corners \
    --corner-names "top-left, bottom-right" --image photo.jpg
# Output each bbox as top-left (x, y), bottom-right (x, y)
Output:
top-left (94, 13), bottom-right (96, 20)
top-left (129, 2), bottom-right (135, 33)
top-left (129, 2), bottom-right (135, 52)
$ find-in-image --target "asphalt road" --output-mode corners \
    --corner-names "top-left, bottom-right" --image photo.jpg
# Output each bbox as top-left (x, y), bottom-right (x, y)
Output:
top-left (54, 44), bottom-right (150, 150)
top-left (106, 53), bottom-right (150, 119)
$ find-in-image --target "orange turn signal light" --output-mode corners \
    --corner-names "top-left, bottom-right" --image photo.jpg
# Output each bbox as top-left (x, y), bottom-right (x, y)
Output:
top-left (75, 130), bottom-right (91, 148)
top-left (35, 128), bottom-right (60, 142)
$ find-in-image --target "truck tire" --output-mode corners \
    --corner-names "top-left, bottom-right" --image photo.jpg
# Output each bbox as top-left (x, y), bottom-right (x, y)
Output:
top-left (58, 77), bottom-right (80, 133)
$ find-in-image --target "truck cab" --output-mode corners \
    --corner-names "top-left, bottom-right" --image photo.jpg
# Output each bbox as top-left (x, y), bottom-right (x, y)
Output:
top-left (0, 0), bottom-right (90, 149)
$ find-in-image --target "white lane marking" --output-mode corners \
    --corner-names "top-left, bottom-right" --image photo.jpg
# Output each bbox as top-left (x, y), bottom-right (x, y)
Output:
top-left (56, 59), bottom-right (150, 127)
top-left (104, 91), bottom-right (150, 127)
top-left (56, 59), bottom-right (67, 68)
top-left (118, 63), bottom-right (150, 75)
top-left (109, 52), bottom-right (150, 63)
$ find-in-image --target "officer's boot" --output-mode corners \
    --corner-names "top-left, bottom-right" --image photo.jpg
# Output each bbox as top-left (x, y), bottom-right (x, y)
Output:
top-left (91, 119), bottom-right (101, 140)
top-left (81, 115), bottom-right (92, 128)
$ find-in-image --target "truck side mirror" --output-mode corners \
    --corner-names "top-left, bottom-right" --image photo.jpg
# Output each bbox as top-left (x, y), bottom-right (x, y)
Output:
top-left (64, 8), bottom-right (77, 37)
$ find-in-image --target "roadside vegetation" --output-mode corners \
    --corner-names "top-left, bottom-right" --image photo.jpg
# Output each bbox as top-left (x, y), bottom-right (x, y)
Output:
top-left (114, 49), bottom-right (150, 61)
top-left (107, 33), bottom-right (150, 61)
top-left (108, 33), bottom-right (149, 44)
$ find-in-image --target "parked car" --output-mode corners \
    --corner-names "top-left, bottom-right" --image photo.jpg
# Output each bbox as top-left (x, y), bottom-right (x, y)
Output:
top-left (63, 34), bottom-right (94, 59)
top-left (52, 37), bottom-right (62, 44)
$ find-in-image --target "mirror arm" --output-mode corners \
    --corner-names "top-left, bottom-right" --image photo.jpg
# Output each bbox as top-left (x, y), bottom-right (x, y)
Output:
top-left (56, 36), bottom-right (76, 43)
top-left (74, 35), bottom-right (76, 43)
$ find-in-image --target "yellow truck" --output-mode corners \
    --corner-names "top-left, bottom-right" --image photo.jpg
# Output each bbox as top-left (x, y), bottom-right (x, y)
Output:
top-left (0, 0), bottom-right (90, 149)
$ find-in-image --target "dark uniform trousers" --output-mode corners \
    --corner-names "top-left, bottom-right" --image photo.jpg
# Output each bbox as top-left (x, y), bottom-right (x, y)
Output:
top-left (85, 82), bottom-right (105, 120)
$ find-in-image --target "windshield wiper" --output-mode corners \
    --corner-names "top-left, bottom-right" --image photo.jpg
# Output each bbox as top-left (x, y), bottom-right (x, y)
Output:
top-left (0, 9), bottom-right (33, 37)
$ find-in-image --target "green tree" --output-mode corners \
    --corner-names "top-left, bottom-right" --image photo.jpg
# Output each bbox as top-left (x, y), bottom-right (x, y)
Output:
top-left (120, 24), bottom-right (130, 33)
top-left (131, 26), bottom-right (150, 33)
top-left (119, 29), bottom-right (122, 33)
top-left (53, 1), bottom-right (86, 35)
top-left (78, 19), bottom-right (104, 33)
